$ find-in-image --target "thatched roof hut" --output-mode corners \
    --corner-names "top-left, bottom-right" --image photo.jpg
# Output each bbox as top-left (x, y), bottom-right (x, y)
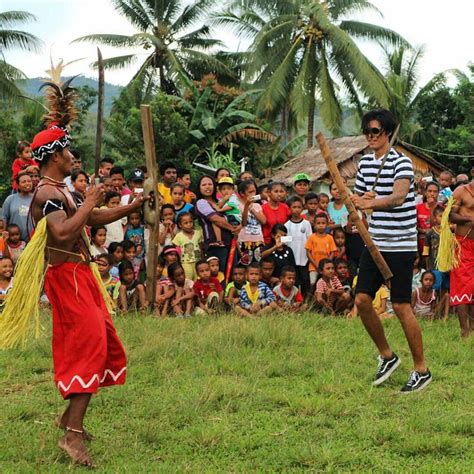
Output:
top-left (263, 135), bottom-right (449, 188)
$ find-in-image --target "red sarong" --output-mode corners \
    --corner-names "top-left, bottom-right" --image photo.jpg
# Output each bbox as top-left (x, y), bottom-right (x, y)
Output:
top-left (450, 236), bottom-right (474, 306)
top-left (44, 262), bottom-right (127, 399)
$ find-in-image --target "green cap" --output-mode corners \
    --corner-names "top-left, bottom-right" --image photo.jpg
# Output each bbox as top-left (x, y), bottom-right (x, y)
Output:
top-left (293, 172), bottom-right (311, 184)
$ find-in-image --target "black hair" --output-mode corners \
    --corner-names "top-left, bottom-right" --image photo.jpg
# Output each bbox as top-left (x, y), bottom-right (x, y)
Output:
top-left (171, 182), bottom-right (185, 192)
top-left (109, 166), bottom-right (125, 178)
top-left (15, 171), bottom-right (31, 185)
top-left (333, 227), bottom-right (345, 237)
top-left (232, 263), bottom-right (246, 273)
top-left (71, 169), bottom-right (89, 183)
top-left (421, 270), bottom-right (436, 281)
top-left (318, 192), bottom-right (329, 201)
top-left (432, 205), bottom-right (444, 216)
top-left (108, 241), bottom-right (123, 254)
top-left (426, 181), bottom-right (441, 191)
top-left (315, 212), bottom-right (329, 223)
top-left (100, 157), bottom-right (114, 166)
top-left (71, 149), bottom-right (81, 160)
top-left (280, 266), bottom-right (296, 278)
top-left (6, 223), bottom-right (20, 232)
top-left (177, 168), bottom-right (190, 178)
top-left (334, 258), bottom-right (348, 267)
top-left (104, 191), bottom-right (121, 203)
top-left (267, 181), bottom-right (286, 191)
top-left (196, 175), bottom-right (217, 201)
top-left (161, 204), bottom-right (175, 218)
top-left (318, 258), bottom-right (334, 273)
top-left (195, 259), bottom-right (209, 272)
top-left (361, 108), bottom-right (397, 137)
top-left (16, 140), bottom-right (30, 155)
top-left (247, 261), bottom-right (261, 271)
top-left (168, 262), bottom-right (185, 280)
top-left (238, 179), bottom-right (256, 196)
top-left (271, 224), bottom-right (287, 236)
top-left (158, 245), bottom-right (181, 266)
top-left (96, 253), bottom-right (113, 265)
top-left (161, 161), bottom-right (177, 175)
top-left (215, 167), bottom-right (231, 179)
top-left (239, 170), bottom-right (253, 179)
top-left (257, 183), bottom-right (268, 194)
top-left (122, 240), bottom-right (137, 252)
top-left (118, 260), bottom-right (134, 280)
top-left (91, 226), bottom-right (106, 238)
top-left (305, 192), bottom-right (319, 203)
top-left (177, 211), bottom-right (193, 227)
top-left (287, 196), bottom-right (304, 206)
top-left (260, 256), bottom-right (274, 267)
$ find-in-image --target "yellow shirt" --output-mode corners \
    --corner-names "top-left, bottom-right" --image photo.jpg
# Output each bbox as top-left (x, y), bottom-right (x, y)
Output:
top-left (157, 183), bottom-right (173, 205)
top-left (352, 276), bottom-right (389, 313)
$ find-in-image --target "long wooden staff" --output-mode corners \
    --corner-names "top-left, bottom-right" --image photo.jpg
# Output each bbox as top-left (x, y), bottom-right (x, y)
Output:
top-left (316, 132), bottom-right (393, 281)
top-left (141, 105), bottom-right (161, 306)
top-left (94, 48), bottom-right (105, 180)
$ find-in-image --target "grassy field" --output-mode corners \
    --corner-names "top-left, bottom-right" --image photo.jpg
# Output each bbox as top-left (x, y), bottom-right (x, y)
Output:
top-left (1, 312), bottom-right (473, 472)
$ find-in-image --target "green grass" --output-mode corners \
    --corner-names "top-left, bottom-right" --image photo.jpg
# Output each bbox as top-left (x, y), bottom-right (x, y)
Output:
top-left (1, 313), bottom-right (473, 472)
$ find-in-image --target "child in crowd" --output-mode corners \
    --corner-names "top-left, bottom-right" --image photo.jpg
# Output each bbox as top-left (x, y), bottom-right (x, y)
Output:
top-left (285, 196), bottom-right (312, 295)
top-left (0, 228), bottom-right (9, 259)
top-left (110, 166), bottom-right (131, 205)
top-left (351, 275), bottom-right (391, 319)
top-left (122, 240), bottom-right (142, 280)
top-left (262, 182), bottom-right (290, 245)
top-left (261, 224), bottom-right (296, 278)
top-left (305, 214), bottom-right (337, 288)
top-left (212, 177), bottom-right (241, 245)
top-left (118, 260), bottom-right (146, 312)
top-left (318, 193), bottom-right (331, 221)
top-left (154, 262), bottom-right (175, 317)
top-left (412, 270), bottom-right (437, 318)
top-left (168, 262), bottom-right (194, 317)
top-left (5, 224), bottom-right (26, 265)
top-left (0, 256), bottom-right (14, 308)
top-left (292, 173), bottom-right (311, 199)
top-left (314, 259), bottom-right (352, 315)
top-left (257, 183), bottom-right (269, 203)
top-left (159, 245), bottom-right (182, 277)
top-left (159, 204), bottom-right (178, 249)
top-left (327, 182), bottom-right (348, 232)
top-left (438, 171), bottom-right (453, 203)
top-left (104, 191), bottom-right (125, 247)
top-left (172, 212), bottom-right (203, 280)
top-left (101, 175), bottom-right (114, 193)
top-left (108, 242), bottom-right (124, 279)
top-left (259, 257), bottom-right (279, 288)
top-left (90, 226), bottom-right (107, 256)
top-left (96, 254), bottom-right (120, 304)
top-left (238, 179), bottom-right (266, 265)
top-left (334, 258), bottom-right (352, 291)
top-left (125, 210), bottom-right (146, 262)
top-left (423, 206), bottom-right (450, 317)
top-left (236, 262), bottom-right (279, 317)
top-left (171, 182), bottom-right (194, 220)
top-left (303, 192), bottom-right (319, 228)
top-left (333, 228), bottom-right (347, 260)
top-left (177, 168), bottom-right (196, 204)
top-left (224, 264), bottom-right (247, 306)
top-left (12, 141), bottom-right (36, 191)
top-left (273, 266), bottom-right (307, 312)
top-left (412, 255), bottom-right (425, 292)
top-left (207, 256), bottom-right (225, 285)
top-left (193, 260), bottom-right (223, 313)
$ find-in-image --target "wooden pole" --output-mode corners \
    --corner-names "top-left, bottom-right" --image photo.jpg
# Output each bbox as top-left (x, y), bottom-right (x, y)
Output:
top-left (316, 132), bottom-right (393, 281)
top-left (94, 48), bottom-right (105, 179)
top-left (140, 105), bottom-right (160, 305)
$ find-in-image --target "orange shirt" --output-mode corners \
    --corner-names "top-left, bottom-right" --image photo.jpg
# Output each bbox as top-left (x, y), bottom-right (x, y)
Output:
top-left (305, 233), bottom-right (337, 271)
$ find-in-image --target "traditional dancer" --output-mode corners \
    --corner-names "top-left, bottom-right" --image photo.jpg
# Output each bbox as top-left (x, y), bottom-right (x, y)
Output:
top-left (0, 78), bottom-right (145, 467)
top-left (448, 165), bottom-right (474, 337)
top-left (351, 109), bottom-right (432, 393)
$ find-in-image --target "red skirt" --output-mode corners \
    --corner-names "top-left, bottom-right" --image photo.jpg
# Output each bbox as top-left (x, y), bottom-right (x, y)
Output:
top-left (44, 262), bottom-right (127, 399)
top-left (450, 236), bottom-right (474, 306)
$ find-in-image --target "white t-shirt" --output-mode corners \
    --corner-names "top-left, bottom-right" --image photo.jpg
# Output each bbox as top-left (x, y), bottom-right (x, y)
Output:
top-left (284, 219), bottom-right (313, 266)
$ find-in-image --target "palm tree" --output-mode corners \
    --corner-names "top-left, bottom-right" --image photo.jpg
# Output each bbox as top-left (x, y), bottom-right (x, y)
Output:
top-left (0, 10), bottom-right (41, 101)
top-left (74, 0), bottom-right (230, 95)
top-left (215, 0), bottom-right (408, 147)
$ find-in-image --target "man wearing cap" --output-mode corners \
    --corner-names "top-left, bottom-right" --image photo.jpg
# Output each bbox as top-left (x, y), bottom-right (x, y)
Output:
top-left (128, 168), bottom-right (145, 194)
top-left (293, 173), bottom-right (311, 199)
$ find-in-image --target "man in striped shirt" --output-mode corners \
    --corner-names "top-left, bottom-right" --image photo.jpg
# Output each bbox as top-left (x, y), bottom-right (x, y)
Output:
top-left (351, 109), bottom-right (432, 393)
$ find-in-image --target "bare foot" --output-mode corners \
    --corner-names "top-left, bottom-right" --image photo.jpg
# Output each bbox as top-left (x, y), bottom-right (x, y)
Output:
top-left (58, 432), bottom-right (95, 468)
top-left (55, 415), bottom-right (95, 441)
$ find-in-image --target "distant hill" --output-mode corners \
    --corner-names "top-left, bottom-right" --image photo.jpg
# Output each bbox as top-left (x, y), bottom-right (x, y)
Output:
top-left (18, 76), bottom-right (123, 116)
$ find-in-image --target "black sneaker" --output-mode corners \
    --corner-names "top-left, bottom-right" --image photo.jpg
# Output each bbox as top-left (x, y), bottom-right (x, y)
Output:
top-left (373, 353), bottom-right (401, 386)
top-left (400, 370), bottom-right (432, 394)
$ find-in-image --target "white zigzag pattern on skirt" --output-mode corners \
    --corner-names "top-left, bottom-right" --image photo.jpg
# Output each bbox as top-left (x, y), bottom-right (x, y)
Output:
top-left (450, 294), bottom-right (474, 304)
top-left (57, 366), bottom-right (127, 393)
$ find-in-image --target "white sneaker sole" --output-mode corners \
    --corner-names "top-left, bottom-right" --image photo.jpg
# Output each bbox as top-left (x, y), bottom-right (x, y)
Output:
top-left (400, 376), bottom-right (432, 394)
top-left (372, 357), bottom-right (401, 386)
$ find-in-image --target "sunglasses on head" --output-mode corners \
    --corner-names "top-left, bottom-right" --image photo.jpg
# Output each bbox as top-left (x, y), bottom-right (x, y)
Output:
top-left (363, 127), bottom-right (384, 136)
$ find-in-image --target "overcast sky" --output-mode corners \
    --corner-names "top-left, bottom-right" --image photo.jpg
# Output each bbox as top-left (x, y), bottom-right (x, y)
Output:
top-left (2, 0), bottom-right (472, 88)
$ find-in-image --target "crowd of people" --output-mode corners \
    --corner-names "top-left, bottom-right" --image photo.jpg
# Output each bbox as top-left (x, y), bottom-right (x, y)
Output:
top-left (1, 140), bottom-right (472, 327)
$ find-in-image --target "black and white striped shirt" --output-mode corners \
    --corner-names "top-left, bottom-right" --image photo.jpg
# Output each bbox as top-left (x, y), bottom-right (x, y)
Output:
top-left (355, 149), bottom-right (417, 253)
